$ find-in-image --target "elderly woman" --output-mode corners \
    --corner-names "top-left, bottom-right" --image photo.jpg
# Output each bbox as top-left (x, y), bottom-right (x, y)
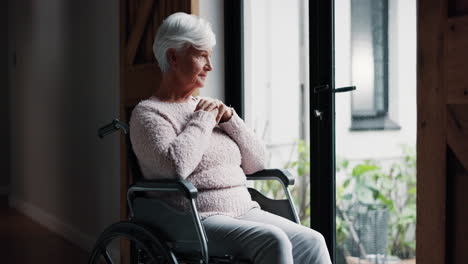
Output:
top-left (130, 12), bottom-right (331, 264)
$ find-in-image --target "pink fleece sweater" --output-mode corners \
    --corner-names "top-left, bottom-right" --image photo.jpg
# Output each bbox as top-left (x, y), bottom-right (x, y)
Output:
top-left (129, 95), bottom-right (267, 219)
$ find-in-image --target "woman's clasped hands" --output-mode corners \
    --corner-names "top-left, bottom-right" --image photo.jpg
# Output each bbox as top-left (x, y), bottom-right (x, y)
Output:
top-left (195, 98), bottom-right (233, 124)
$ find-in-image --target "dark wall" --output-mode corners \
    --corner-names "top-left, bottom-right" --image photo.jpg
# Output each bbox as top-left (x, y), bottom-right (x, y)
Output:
top-left (9, 0), bottom-right (120, 251)
top-left (0, 0), bottom-right (11, 191)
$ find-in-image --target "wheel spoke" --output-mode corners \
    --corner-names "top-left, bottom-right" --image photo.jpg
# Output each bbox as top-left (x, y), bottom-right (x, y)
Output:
top-left (100, 246), bottom-right (114, 264)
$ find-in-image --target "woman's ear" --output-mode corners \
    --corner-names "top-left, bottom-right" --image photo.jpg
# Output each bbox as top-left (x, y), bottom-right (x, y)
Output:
top-left (167, 48), bottom-right (177, 68)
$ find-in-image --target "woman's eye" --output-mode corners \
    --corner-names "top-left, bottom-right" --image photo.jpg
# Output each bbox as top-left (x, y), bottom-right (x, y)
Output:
top-left (199, 55), bottom-right (209, 62)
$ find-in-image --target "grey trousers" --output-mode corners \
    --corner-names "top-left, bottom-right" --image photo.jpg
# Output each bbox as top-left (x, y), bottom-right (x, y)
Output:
top-left (202, 208), bottom-right (332, 264)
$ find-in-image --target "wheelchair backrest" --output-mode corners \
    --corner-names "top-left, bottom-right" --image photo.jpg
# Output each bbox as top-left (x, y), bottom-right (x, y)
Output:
top-left (125, 134), bottom-right (145, 183)
top-left (132, 196), bottom-right (202, 254)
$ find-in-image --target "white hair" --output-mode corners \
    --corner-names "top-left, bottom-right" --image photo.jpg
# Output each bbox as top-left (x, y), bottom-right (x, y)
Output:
top-left (153, 12), bottom-right (216, 72)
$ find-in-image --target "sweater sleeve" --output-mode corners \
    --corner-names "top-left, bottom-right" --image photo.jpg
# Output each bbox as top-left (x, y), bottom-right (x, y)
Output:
top-left (218, 109), bottom-right (268, 174)
top-left (130, 106), bottom-right (217, 179)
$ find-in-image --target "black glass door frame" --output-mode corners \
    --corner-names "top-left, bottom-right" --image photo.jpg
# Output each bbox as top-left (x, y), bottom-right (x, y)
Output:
top-left (310, 0), bottom-right (336, 262)
top-left (224, 0), bottom-right (245, 119)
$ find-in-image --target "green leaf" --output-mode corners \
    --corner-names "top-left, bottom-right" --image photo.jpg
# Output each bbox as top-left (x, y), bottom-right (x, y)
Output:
top-left (352, 164), bottom-right (380, 177)
top-left (343, 178), bottom-right (351, 189)
top-left (343, 160), bottom-right (349, 169)
top-left (342, 193), bottom-right (353, 200)
top-left (378, 193), bottom-right (394, 211)
top-left (408, 187), bottom-right (416, 194)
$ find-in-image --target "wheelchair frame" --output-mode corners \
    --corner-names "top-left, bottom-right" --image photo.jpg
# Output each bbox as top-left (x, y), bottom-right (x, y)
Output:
top-left (91, 118), bottom-right (300, 264)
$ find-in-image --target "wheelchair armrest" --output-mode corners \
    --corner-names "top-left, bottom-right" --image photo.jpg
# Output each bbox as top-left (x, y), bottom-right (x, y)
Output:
top-left (129, 179), bottom-right (198, 199)
top-left (246, 169), bottom-right (295, 186)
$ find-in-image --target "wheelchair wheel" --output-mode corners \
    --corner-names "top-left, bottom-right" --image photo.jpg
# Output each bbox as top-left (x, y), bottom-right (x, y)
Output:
top-left (88, 221), bottom-right (178, 264)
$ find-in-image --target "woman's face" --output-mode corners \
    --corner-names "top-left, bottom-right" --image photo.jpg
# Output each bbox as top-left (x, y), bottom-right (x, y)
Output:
top-left (173, 46), bottom-right (213, 89)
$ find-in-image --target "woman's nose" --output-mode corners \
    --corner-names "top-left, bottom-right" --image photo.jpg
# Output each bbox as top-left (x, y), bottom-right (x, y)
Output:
top-left (205, 58), bottom-right (213, 71)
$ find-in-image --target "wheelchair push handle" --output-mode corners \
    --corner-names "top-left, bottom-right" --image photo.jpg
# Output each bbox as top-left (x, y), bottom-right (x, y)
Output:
top-left (98, 119), bottom-right (129, 138)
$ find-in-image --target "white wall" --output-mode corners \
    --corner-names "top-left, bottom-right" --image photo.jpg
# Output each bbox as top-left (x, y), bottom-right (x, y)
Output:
top-left (199, 0), bottom-right (225, 101)
top-left (8, 0), bottom-right (120, 252)
top-left (334, 0), bottom-right (417, 161)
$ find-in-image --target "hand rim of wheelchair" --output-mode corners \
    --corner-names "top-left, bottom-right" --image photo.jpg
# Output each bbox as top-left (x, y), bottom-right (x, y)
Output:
top-left (88, 221), bottom-right (178, 264)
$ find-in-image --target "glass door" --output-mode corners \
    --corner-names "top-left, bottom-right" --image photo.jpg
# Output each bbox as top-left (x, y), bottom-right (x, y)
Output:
top-left (242, 0), bottom-right (311, 226)
top-left (333, 0), bottom-right (417, 263)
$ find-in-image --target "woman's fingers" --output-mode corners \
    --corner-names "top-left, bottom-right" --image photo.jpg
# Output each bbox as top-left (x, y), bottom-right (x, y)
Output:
top-left (216, 104), bottom-right (228, 123)
top-left (219, 104), bottom-right (234, 123)
top-left (195, 99), bottom-right (209, 111)
top-left (196, 99), bottom-right (217, 110)
top-left (194, 99), bottom-right (228, 122)
top-left (205, 102), bottom-right (218, 112)
top-left (196, 99), bottom-right (221, 112)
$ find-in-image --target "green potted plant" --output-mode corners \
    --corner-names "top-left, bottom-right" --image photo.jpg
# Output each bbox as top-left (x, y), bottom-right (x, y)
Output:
top-left (336, 145), bottom-right (417, 262)
top-left (336, 159), bottom-right (391, 262)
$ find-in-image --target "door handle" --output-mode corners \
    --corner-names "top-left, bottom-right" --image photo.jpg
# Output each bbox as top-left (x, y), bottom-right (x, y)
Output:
top-left (313, 85), bottom-right (356, 121)
top-left (313, 85), bottom-right (356, 94)
top-left (334, 86), bottom-right (356, 93)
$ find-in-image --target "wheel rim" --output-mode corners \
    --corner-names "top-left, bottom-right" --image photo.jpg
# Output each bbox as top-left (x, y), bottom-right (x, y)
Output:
top-left (88, 221), bottom-right (178, 264)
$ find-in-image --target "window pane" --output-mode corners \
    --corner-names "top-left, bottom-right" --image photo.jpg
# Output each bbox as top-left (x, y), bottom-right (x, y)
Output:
top-left (243, 0), bottom-right (310, 226)
top-left (335, 0), bottom-right (417, 263)
top-left (351, 0), bottom-right (388, 117)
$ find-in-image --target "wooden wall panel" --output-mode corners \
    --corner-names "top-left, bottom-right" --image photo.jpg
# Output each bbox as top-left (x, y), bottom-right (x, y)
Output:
top-left (417, 0), bottom-right (448, 263)
top-left (420, 0), bottom-right (468, 262)
top-left (446, 150), bottom-right (468, 264)
top-left (449, 0), bottom-right (468, 16)
top-left (447, 104), bottom-right (468, 170)
top-left (119, 1), bottom-right (199, 262)
top-left (445, 10), bottom-right (468, 264)
top-left (447, 105), bottom-right (468, 264)
top-left (123, 0), bottom-right (194, 108)
top-left (446, 16), bottom-right (468, 104)
top-left (126, 64), bottom-right (161, 106)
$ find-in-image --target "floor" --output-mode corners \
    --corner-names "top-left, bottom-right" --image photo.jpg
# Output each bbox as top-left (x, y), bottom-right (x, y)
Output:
top-left (0, 196), bottom-right (89, 263)
top-left (346, 256), bottom-right (416, 264)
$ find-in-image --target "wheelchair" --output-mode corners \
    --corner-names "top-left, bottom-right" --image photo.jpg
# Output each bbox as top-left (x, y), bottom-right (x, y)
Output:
top-left (89, 118), bottom-right (301, 264)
